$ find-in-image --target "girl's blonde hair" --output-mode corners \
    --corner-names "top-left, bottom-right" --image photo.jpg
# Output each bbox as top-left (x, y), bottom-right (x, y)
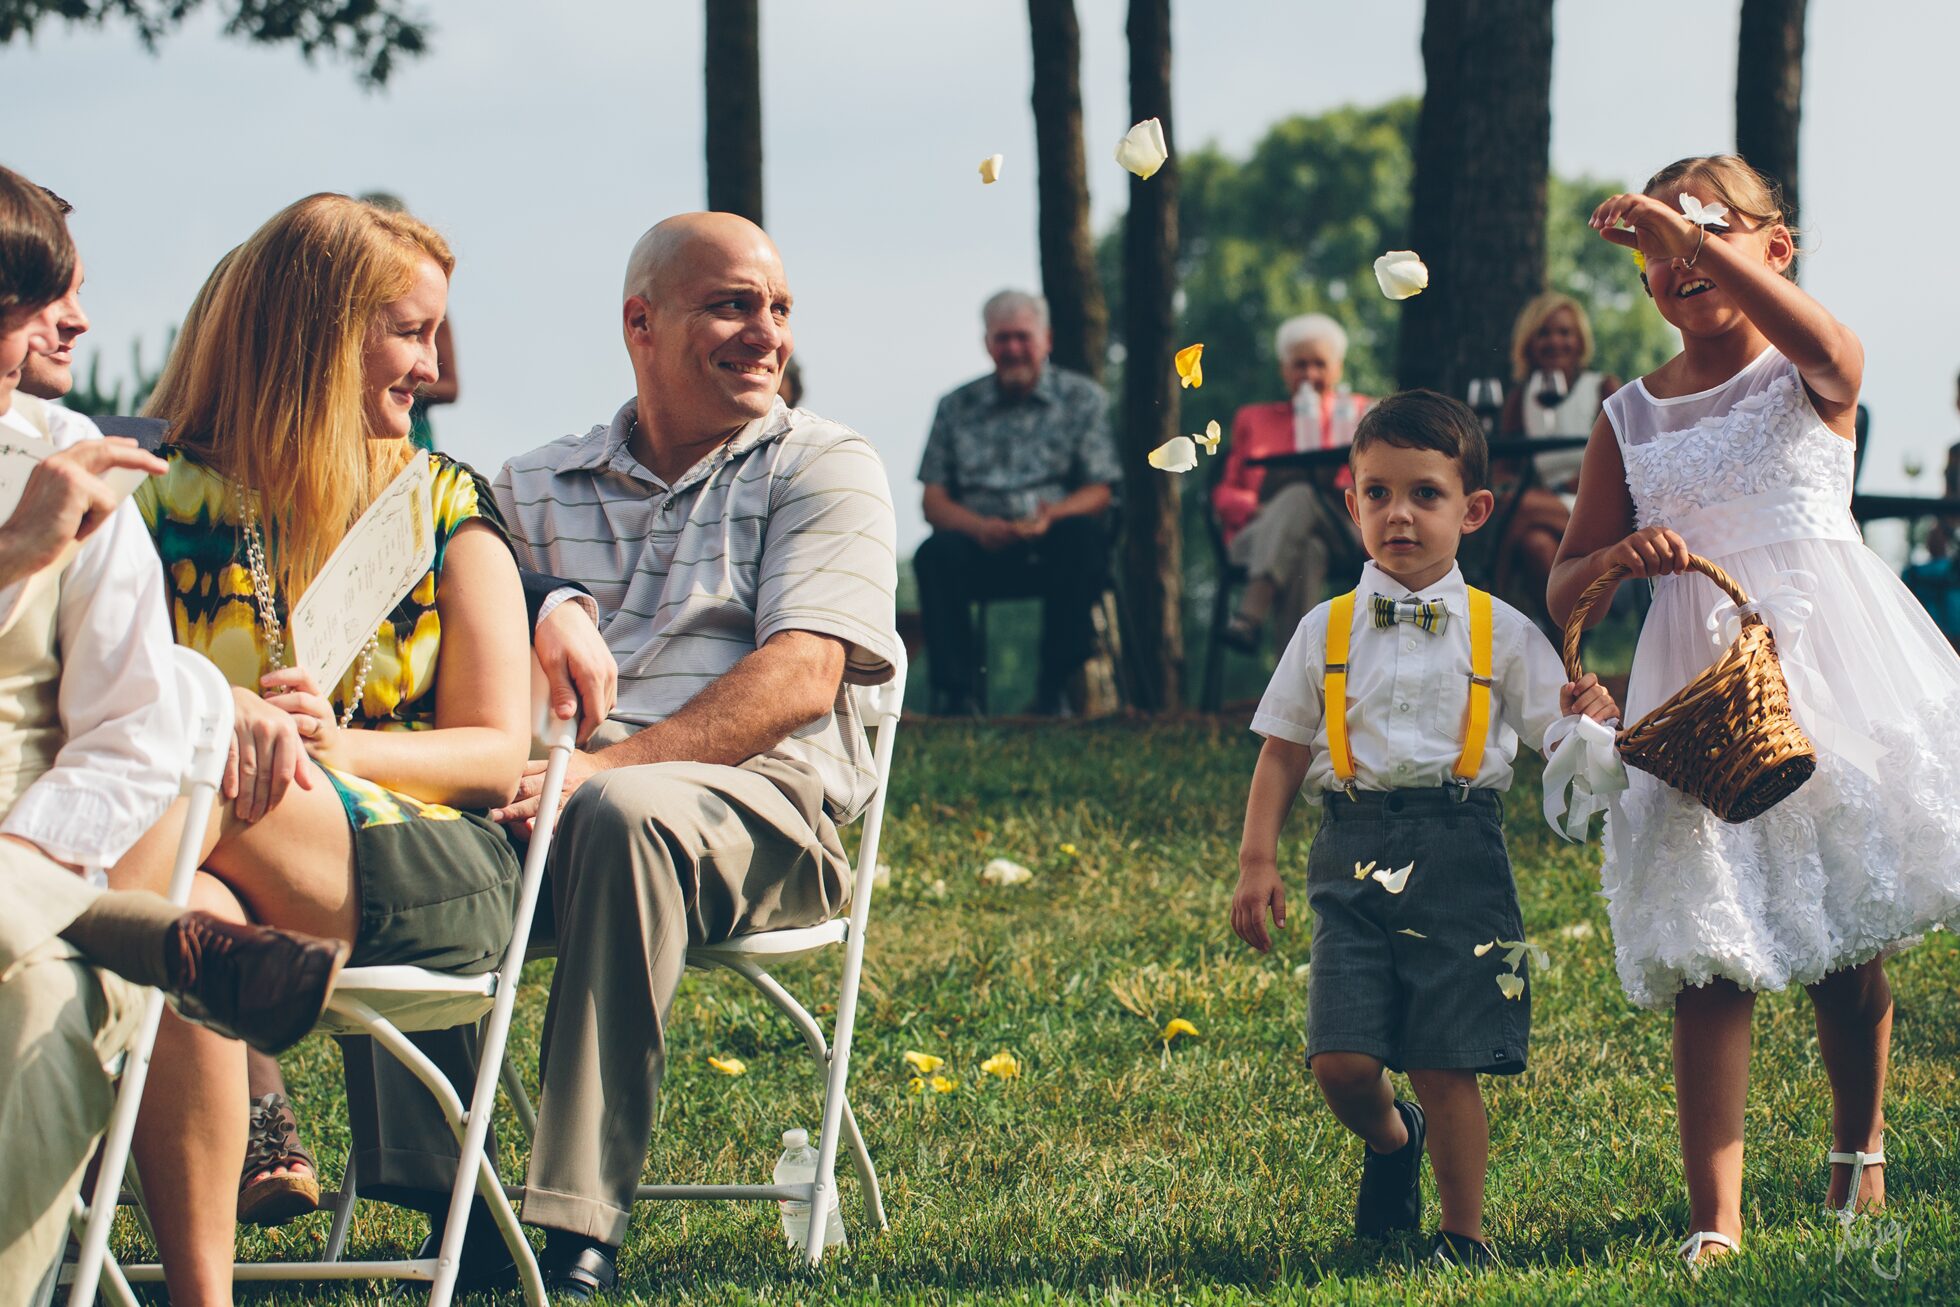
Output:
top-left (1642, 154), bottom-right (1799, 277)
top-left (150, 194), bottom-right (453, 603)
top-left (1509, 292), bottom-right (1594, 382)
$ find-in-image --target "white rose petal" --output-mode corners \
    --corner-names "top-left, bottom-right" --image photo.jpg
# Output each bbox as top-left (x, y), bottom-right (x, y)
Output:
top-left (1115, 117), bottom-right (1169, 180)
top-left (1292, 962), bottom-right (1311, 978)
top-left (979, 153), bottom-right (1004, 185)
top-left (1396, 928), bottom-right (1428, 939)
top-left (928, 877), bottom-right (948, 900)
top-left (1193, 419), bottom-right (1222, 454)
top-left (1370, 861), bottom-right (1414, 894)
top-left (1678, 193), bottom-right (1730, 229)
top-left (1147, 436), bottom-right (1198, 473)
top-left (1559, 921), bottom-right (1594, 940)
top-left (1473, 940), bottom-right (1497, 958)
top-left (1495, 972), bottom-right (1526, 1001)
top-left (1373, 250), bottom-right (1429, 300)
top-left (981, 857), bottom-right (1034, 887)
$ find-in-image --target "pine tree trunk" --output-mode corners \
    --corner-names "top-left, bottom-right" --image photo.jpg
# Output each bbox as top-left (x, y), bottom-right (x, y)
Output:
top-left (1396, 0), bottom-right (1553, 400)
top-left (1119, 0), bottom-right (1183, 710)
top-left (1028, 0), bottom-right (1107, 381)
top-left (704, 0), bottom-right (764, 225)
top-left (1735, 0), bottom-right (1805, 226)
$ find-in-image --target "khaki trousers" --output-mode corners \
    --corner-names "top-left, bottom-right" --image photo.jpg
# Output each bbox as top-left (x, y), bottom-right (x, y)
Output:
top-left (348, 729), bottom-right (850, 1247)
top-left (0, 941), bottom-right (140, 1304)
top-left (1229, 481), bottom-right (1345, 640)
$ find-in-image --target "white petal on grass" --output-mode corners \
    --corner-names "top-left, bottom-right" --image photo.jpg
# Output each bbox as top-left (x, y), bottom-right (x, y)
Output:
top-left (981, 857), bottom-right (1034, 887)
top-left (1371, 861), bottom-right (1414, 894)
top-left (1373, 250), bottom-right (1429, 300)
top-left (1495, 972), bottom-right (1526, 1001)
top-left (1559, 921), bottom-right (1595, 940)
top-left (1115, 117), bottom-right (1169, 179)
top-left (979, 153), bottom-right (1004, 184)
top-left (1147, 436), bottom-right (1198, 473)
top-left (873, 862), bottom-right (892, 889)
top-left (1678, 193), bottom-right (1730, 229)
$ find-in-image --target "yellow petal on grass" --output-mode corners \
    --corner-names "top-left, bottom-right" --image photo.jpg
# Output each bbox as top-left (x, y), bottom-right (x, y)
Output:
top-left (1193, 419), bottom-right (1222, 454)
top-left (707, 1056), bottom-right (747, 1076)
top-left (1114, 117), bottom-right (1169, 179)
top-left (1370, 861), bottom-right (1415, 894)
top-left (903, 1050), bottom-right (945, 1075)
top-left (1160, 1017), bottom-right (1200, 1042)
top-left (908, 1076), bottom-right (926, 1095)
top-left (1495, 972), bottom-right (1526, 1001)
top-left (981, 1051), bottom-right (1020, 1079)
top-left (979, 153), bottom-right (1004, 184)
top-left (1059, 842), bottom-right (1079, 858)
top-left (1373, 250), bottom-right (1429, 300)
top-left (1147, 436), bottom-right (1198, 473)
top-left (1352, 860), bottom-right (1378, 881)
top-left (1173, 342), bottom-right (1204, 389)
top-left (929, 1074), bottom-right (958, 1094)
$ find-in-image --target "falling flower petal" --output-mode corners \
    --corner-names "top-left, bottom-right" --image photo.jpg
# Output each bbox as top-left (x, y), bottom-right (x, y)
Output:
top-left (979, 153), bottom-right (1004, 184)
top-left (1160, 1017), bottom-right (1200, 1042)
top-left (1678, 193), bottom-right (1730, 229)
top-left (1352, 860), bottom-right (1378, 881)
top-left (1473, 940), bottom-right (1497, 957)
top-left (1396, 928), bottom-right (1428, 939)
top-left (1115, 117), bottom-right (1169, 179)
top-left (1373, 250), bottom-right (1429, 300)
top-left (707, 1056), bottom-right (747, 1076)
top-left (1147, 436), bottom-right (1198, 473)
top-left (1495, 972), bottom-right (1526, 1001)
top-left (1173, 342), bottom-right (1204, 389)
top-left (1371, 861), bottom-right (1415, 894)
top-left (1494, 938), bottom-right (1550, 972)
top-left (981, 1051), bottom-right (1020, 1079)
top-left (981, 857), bottom-right (1034, 886)
top-left (903, 1050), bottom-right (945, 1075)
top-left (1193, 419), bottom-right (1221, 454)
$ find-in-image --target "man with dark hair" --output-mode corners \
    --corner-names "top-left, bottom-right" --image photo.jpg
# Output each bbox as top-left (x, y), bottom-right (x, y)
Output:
top-left (15, 187), bottom-right (90, 410)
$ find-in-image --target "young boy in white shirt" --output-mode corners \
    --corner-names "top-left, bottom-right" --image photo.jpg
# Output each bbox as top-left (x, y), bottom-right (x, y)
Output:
top-left (1230, 390), bottom-right (1617, 1268)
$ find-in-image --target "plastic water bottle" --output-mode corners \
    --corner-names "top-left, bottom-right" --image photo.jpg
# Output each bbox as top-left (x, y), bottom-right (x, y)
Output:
top-left (1292, 380), bottom-right (1322, 451)
top-left (774, 1128), bottom-right (847, 1251)
top-left (1331, 384), bottom-right (1360, 448)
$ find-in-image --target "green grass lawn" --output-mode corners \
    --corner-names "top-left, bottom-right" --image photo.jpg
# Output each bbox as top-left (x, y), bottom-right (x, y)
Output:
top-left (153, 717), bottom-right (1954, 1304)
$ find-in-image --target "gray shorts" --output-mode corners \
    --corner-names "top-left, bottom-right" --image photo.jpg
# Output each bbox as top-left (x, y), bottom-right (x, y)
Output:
top-left (1304, 787), bottom-right (1530, 1075)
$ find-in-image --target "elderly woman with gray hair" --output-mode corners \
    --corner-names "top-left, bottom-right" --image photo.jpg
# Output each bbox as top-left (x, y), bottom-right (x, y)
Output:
top-left (1212, 313), bottom-right (1371, 649)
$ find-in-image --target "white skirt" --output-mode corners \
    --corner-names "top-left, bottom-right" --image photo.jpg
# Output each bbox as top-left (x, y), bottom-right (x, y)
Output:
top-left (1603, 536), bottom-right (1960, 1009)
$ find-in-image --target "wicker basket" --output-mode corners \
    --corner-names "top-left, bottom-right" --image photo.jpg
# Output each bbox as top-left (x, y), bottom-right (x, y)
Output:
top-left (1563, 555), bottom-right (1816, 823)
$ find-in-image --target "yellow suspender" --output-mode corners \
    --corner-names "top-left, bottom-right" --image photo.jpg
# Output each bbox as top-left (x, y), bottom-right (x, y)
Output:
top-left (1322, 586), bottom-right (1493, 789)
top-left (1323, 592), bottom-right (1357, 787)
top-left (1453, 587), bottom-right (1494, 783)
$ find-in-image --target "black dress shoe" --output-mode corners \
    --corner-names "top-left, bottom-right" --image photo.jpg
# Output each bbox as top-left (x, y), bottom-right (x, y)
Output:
top-left (1429, 1228), bottom-right (1498, 1270)
top-left (1354, 1098), bottom-right (1426, 1237)
top-left (541, 1232), bottom-right (617, 1301)
top-left (162, 911), bottom-right (348, 1054)
top-left (404, 1206), bottom-right (520, 1297)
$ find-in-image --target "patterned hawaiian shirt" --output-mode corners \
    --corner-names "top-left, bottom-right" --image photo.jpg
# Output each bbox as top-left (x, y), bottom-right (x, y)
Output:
top-left (916, 365), bottom-right (1120, 519)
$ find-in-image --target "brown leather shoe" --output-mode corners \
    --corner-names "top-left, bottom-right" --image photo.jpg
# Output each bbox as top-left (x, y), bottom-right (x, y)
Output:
top-left (163, 912), bottom-right (349, 1054)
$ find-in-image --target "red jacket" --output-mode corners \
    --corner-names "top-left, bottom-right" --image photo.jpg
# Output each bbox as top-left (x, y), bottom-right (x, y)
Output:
top-left (1212, 392), bottom-right (1371, 545)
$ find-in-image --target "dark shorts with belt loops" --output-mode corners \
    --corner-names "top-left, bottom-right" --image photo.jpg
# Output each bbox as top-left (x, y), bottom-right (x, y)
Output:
top-left (1303, 787), bottom-right (1530, 1074)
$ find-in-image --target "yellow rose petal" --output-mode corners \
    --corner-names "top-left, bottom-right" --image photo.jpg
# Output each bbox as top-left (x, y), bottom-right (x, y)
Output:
top-left (707, 1056), bottom-right (747, 1076)
top-left (981, 1051), bottom-right (1021, 1078)
top-left (929, 1074), bottom-right (958, 1093)
top-left (903, 1050), bottom-right (944, 1075)
top-left (1059, 842), bottom-right (1079, 858)
top-left (1160, 1017), bottom-right (1200, 1042)
top-left (1173, 342), bottom-right (1204, 389)
top-left (979, 153), bottom-right (1004, 184)
top-left (908, 1076), bottom-right (926, 1094)
top-left (1352, 860), bottom-right (1377, 881)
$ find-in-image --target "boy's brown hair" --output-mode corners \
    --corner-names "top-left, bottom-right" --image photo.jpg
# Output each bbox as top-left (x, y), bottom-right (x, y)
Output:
top-left (1349, 388), bottom-right (1489, 492)
top-left (0, 165), bottom-right (75, 323)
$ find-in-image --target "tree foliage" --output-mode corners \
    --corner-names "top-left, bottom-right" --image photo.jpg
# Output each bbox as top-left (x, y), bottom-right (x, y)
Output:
top-left (0, 0), bottom-right (430, 86)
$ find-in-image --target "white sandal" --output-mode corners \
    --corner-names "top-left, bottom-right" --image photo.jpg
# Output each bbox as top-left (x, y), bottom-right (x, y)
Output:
top-left (1677, 1230), bottom-right (1738, 1264)
top-left (1826, 1142), bottom-right (1885, 1216)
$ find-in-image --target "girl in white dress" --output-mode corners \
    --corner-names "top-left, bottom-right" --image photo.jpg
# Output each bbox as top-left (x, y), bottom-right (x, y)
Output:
top-left (1550, 155), bottom-right (1960, 1262)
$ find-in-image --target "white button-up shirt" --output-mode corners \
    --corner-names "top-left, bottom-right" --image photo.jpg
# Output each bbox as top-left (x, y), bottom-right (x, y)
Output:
top-left (0, 396), bottom-right (185, 870)
top-left (1252, 560), bottom-right (1568, 793)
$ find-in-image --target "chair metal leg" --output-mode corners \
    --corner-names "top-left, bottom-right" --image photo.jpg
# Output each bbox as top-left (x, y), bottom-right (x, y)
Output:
top-left (323, 1152), bottom-right (358, 1263)
top-left (1202, 565), bottom-right (1236, 712)
top-left (500, 1058), bottom-right (538, 1140)
top-left (839, 1097), bottom-right (887, 1229)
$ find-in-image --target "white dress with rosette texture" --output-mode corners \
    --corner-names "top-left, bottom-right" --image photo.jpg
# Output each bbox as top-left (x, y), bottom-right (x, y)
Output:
top-left (1601, 346), bottom-right (1960, 1009)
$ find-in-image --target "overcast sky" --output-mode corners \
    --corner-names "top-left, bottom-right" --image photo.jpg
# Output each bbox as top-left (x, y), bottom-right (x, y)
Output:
top-left (2, 1), bottom-right (1953, 551)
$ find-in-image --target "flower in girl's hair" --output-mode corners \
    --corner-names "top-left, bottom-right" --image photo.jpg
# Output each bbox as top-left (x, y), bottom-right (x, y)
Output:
top-left (1147, 436), bottom-right (1198, 473)
top-left (903, 1050), bottom-right (945, 1075)
top-left (707, 1056), bottom-right (747, 1076)
top-left (1678, 193), bottom-right (1730, 229)
top-left (1495, 972), bottom-right (1525, 1001)
top-left (1193, 420), bottom-right (1222, 454)
top-left (1373, 250), bottom-right (1429, 300)
top-left (1160, 1017), bottom-right (1200, 1043)
top-left (1174, 343), bottom-right (1205, 389)
top-left (981, 1051), bottom-right (1021, 1079)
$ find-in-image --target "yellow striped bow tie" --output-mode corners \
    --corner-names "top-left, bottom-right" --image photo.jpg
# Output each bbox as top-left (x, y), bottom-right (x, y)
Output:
top-left (1371, 593), bottom-right (1449, 635)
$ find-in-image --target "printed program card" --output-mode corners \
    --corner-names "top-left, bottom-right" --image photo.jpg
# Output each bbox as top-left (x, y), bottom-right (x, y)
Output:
top-left (0, 433), bottom-right (151, 522)
top-left (290, 451), bottom-right (435, 692)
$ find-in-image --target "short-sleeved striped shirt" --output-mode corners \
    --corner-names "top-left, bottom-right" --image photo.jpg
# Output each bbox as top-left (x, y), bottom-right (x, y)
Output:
top-left (493, 398), bottom-right (900, 822)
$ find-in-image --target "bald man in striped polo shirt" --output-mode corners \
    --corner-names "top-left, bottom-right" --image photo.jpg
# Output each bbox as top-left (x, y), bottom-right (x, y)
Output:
top-left (481, 213), bottom-right (900, 1293)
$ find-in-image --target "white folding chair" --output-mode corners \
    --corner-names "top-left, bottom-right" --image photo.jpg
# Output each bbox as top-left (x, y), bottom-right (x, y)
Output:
top-left (497, 654), bottom-right (907, 1268)
top-left (68, 671), bottom-right (580, 1307)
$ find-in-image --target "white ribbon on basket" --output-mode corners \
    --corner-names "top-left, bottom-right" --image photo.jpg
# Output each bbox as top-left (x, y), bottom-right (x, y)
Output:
top-left (1542, 714), bottom-right (1631, 866)
top-left (1703, 568), bottom-right (1883, 783)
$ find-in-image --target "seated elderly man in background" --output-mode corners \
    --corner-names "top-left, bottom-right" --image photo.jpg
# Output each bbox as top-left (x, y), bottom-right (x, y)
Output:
top-left (912, 289), bottom-right (1120, 716)
top-left (346, 211), bottom-right (899, 1300)
top-left (1212, 313), bottom-right (1371, 651)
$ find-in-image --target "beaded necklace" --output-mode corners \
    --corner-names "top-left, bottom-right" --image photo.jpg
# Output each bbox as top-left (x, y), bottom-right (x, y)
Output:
top-left (238, 490), bottom-right (378, 730)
